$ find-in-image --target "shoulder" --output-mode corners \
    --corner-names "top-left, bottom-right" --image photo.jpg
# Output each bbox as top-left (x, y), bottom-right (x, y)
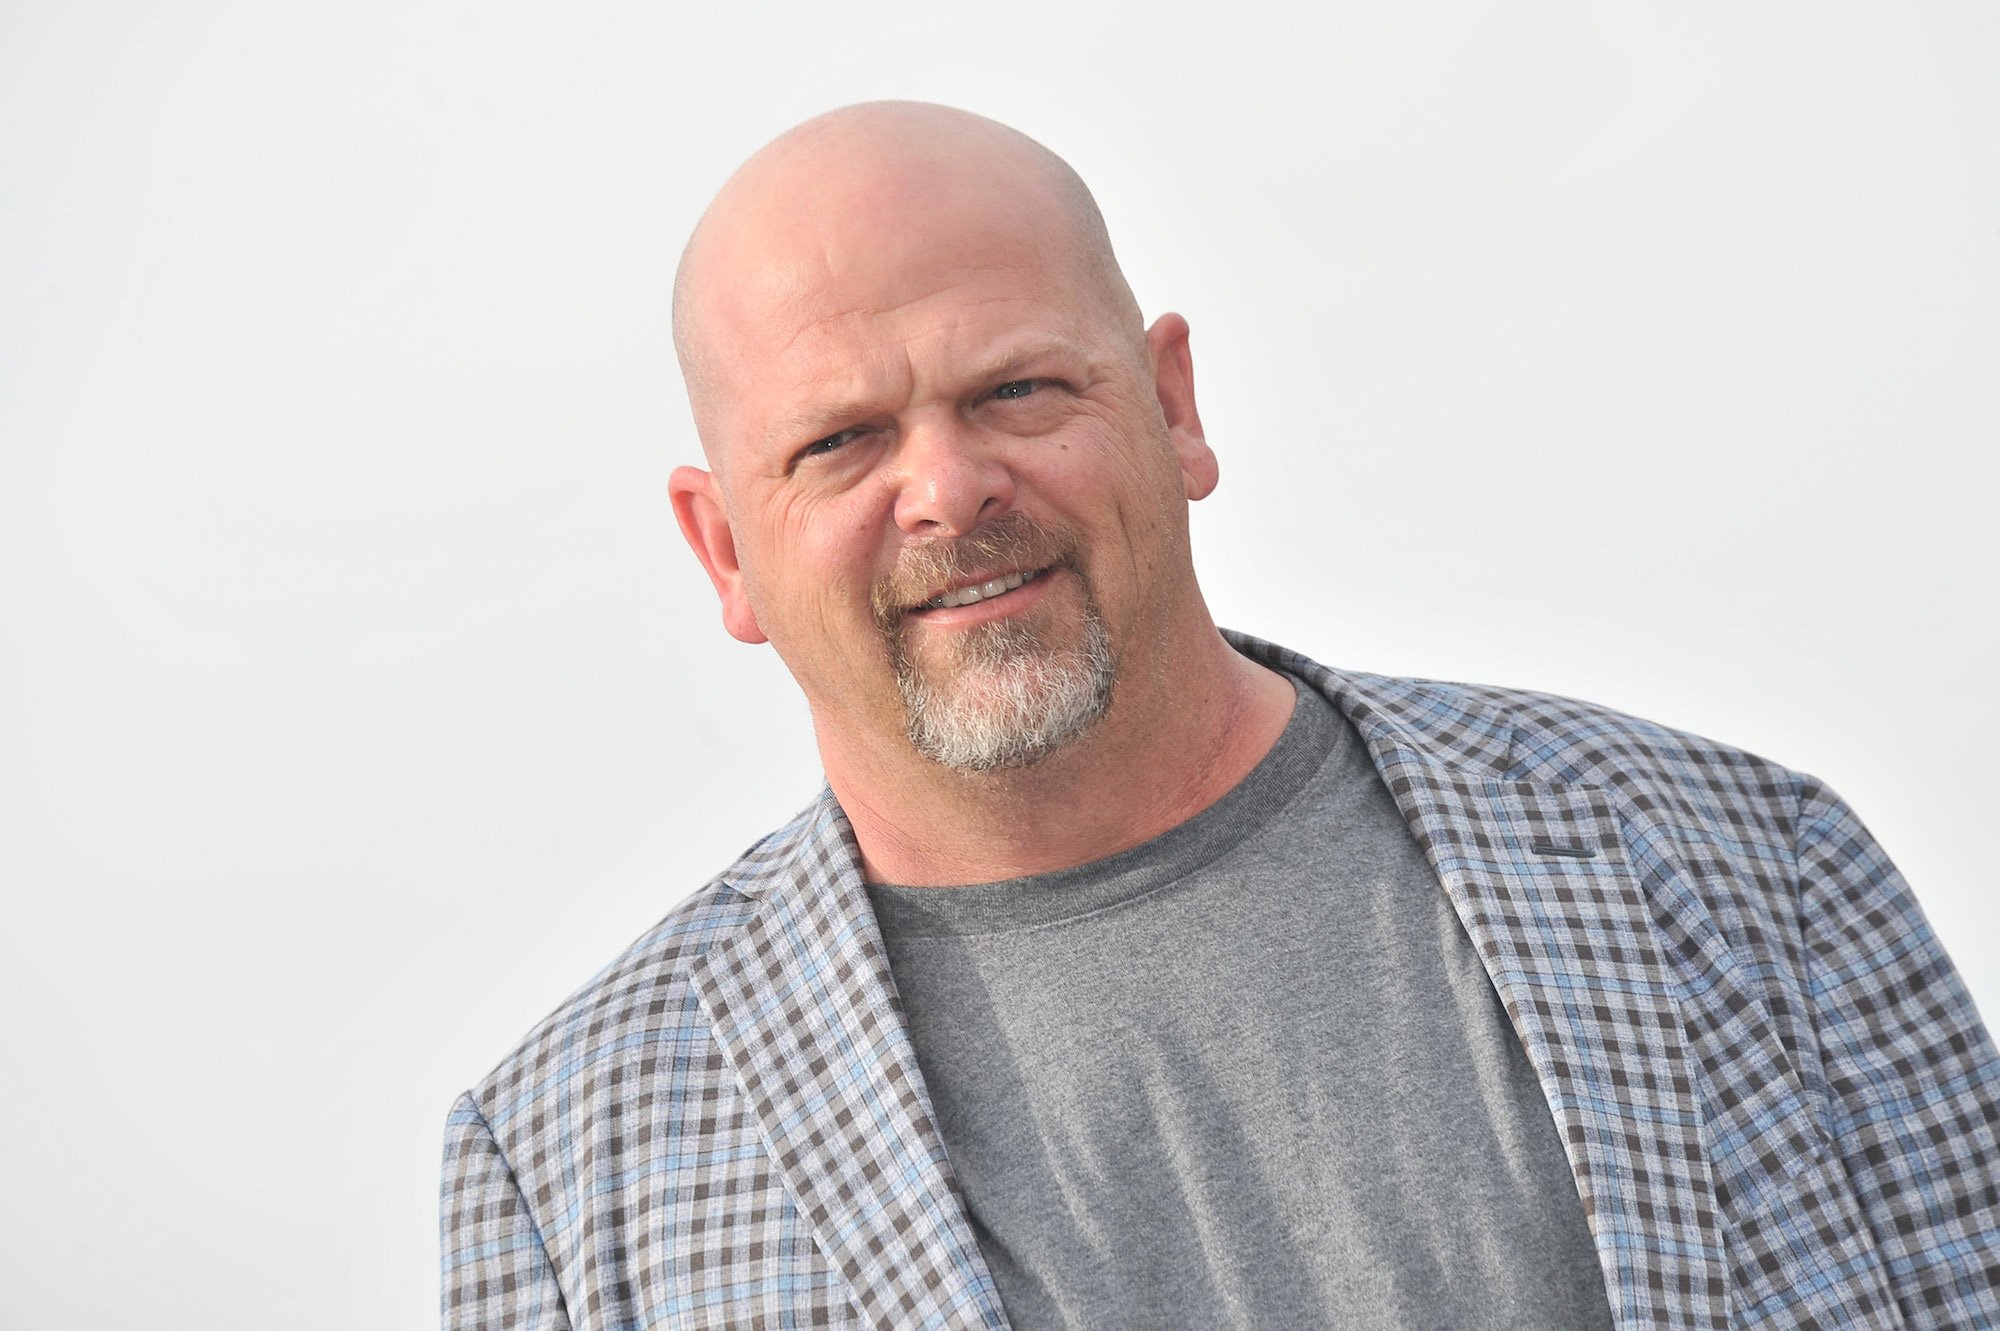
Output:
top-left (1398, 671), bottom-right (1806, 829)
top-left (1317, 666), bottom-right (1834, 965)
top-left (1235, 631), bottom-right (1811, 830)
top-left (459, 804), bottom-right (814, 1130)
top-left (1442, 675), bottom-right (1796, 795)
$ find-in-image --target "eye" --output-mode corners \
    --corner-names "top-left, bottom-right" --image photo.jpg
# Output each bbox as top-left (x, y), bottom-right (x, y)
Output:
top-left (992, 379), bottom-right (1039, 401)
top-left (801, 428), bottom-right (860, 459)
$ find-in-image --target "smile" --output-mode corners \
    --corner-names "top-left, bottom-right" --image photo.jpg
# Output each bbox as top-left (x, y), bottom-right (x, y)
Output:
top-left (918, 567), bottom-right (1047, 611)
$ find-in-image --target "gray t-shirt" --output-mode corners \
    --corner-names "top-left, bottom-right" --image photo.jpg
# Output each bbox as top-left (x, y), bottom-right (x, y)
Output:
top-left (867, 679), bottom-right (1615, 1330)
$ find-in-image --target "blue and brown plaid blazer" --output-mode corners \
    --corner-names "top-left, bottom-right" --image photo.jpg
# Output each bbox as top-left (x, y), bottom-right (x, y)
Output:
top-left (441, 635), bottom-right (2000, 1328)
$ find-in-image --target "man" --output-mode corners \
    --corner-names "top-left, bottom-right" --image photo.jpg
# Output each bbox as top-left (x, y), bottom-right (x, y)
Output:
top-left (440, 103), bottom-right (1999, 1329)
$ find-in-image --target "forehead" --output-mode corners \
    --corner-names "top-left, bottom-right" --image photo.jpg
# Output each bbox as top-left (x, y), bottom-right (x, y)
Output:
top-left (726, 161), bottom-right (1089, 333)
top-left (700, 203), bottom-right (1114, 440)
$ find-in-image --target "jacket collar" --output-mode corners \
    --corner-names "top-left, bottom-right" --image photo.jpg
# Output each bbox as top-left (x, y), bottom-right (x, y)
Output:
top-left (687, 792), bottom-right (1009, 1330)
top-left (697, 635), bottom-right (1732, 1331)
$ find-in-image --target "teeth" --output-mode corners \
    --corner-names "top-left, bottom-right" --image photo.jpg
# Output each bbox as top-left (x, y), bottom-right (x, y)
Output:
top-left (921, 567), bottom-right (1041, 610)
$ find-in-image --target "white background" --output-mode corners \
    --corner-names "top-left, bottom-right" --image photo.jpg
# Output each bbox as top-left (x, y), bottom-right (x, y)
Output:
top-left (3, 3), bottom-right (1994, 1325)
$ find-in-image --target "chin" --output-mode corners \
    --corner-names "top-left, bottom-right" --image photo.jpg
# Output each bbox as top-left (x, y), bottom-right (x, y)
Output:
top-left (895, 607), bottom-right (1115, 773)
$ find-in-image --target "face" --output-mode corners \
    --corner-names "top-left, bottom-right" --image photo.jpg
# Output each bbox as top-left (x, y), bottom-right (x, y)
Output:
top-left (672, 182), bottom-right (1215, 773)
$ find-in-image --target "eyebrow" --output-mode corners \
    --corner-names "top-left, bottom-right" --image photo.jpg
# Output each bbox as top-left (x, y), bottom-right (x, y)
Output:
top-left (760, 338), bottom-right (1101, 454)
top-left (765, 396), bottom-right (880, 454)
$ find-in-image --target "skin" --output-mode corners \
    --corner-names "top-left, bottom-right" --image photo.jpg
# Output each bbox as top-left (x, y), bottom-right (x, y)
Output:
top-left (670, 102), bottom-right (1294, 886)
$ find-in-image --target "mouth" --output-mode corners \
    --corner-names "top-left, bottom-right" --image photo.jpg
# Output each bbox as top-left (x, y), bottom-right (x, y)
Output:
top-left (912, 566), bottom-right (1051, 613)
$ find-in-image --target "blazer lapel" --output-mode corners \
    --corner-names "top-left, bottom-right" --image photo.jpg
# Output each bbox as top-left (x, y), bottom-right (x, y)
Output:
top-left (1231, 633), bottom-right (1729, 1331)
top-left (1388, 758), bottom-right (1727, 1331)
top-left (688, 791), bottom-right (1007, 1331)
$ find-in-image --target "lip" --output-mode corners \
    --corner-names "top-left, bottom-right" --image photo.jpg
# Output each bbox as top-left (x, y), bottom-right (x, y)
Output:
top-left (905, 565), bottom-right (1059, 627)
top-left (914, 565), bottom-right (1046, 611)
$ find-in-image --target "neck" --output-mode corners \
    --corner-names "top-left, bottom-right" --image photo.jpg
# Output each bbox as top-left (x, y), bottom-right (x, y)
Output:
top-left (821, 627), bottom-right (1296, 886)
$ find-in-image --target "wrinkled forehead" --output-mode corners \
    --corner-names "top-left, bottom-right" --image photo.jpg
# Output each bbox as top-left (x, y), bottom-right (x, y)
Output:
top-left (720, 233), bottom-right (1084, 363)
top-left (688, 172), bottom-right (1118, 426)
top-left (717, 261), bottom-right (1114, 474)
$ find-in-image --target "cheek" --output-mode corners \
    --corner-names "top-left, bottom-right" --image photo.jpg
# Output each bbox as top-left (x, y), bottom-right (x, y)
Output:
top-left (739, 498), bottom-right (889, 632)
top-left (1049, 412), bottom-right (1185, 517)
top-left (1043, 423), bottom-right (1192, 591)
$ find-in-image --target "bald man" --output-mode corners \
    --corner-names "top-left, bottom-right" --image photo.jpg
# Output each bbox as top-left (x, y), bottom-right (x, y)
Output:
top-left (441, 105), bottom-right (2000, 1330)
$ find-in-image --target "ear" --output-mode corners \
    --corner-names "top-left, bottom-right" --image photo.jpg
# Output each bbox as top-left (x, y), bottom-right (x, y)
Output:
top-left (1145, 312), bottom-right (1217, 501)
top-left (669, 465), bottom-right (767, 644)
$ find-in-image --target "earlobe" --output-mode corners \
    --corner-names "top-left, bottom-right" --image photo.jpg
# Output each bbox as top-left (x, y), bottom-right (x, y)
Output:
top-left (669, 465), bottom-right (768, 644)
top-left (1146, 313), bottom-right (1218, 502)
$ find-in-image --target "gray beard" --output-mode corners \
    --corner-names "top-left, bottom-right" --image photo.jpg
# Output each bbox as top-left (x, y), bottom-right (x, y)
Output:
top-left (890, 595), bottom-right (1115, 772)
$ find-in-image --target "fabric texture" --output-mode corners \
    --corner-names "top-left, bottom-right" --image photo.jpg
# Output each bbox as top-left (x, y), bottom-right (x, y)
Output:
top-left (440, 633), bottom-right (2000, 1329)
top-left (867, 677), bottom-right (1614, 1329)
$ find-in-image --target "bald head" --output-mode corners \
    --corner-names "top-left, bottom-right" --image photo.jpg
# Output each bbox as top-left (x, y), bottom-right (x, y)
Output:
top-left (672, 102), bottom-right (1143, 460)
top-left (664, 99), bottom-right (1224, 789)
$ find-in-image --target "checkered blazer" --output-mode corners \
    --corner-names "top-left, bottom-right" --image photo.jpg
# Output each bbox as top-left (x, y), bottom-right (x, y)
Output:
top-left (441, 634), bottom-right (2000, 1329)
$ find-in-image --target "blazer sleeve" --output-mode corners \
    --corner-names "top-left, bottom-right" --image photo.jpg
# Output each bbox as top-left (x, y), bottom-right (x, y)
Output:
top-left (1795, 776), bottom-right (2000, 1328)
top-left (440, 1092), bottom-right (573, 1331)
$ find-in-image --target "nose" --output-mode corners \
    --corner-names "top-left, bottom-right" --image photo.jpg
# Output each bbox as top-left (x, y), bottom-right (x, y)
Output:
top-left (889, 417), bottom-right (1016, 537)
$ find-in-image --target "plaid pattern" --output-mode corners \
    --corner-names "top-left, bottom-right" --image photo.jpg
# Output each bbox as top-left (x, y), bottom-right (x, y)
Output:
top-left (442, 633), bottom-right (2000, 1328)
top-left (442, 800), bottom-right (1005, 1330)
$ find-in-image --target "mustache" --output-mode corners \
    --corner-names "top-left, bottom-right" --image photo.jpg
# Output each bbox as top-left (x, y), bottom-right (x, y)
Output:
top-left (871, 513), bottom-right (1077, 628)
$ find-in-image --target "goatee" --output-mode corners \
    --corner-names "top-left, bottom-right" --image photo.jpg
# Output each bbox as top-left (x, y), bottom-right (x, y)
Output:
top-left (872, 515), bottom-right (1115, 772)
